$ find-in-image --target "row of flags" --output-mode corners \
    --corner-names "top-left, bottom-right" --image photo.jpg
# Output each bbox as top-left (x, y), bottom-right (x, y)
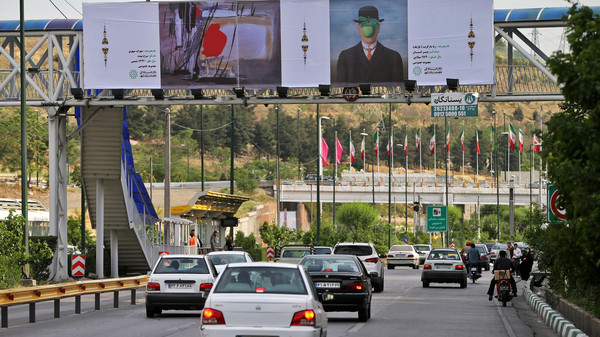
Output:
top-left (322, 124), bottom-right (543, 166)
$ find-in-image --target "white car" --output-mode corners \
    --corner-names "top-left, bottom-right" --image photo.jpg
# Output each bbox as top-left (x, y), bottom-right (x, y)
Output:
top-left (145, 254), bottom-right (217, 317)
top-left (387, 245), bottom-right (420, 269)
top-left (207, 251), bottom-right (254, 274)
top-left (489, 243), bottom-right (508, 264)
top-left (333, 242), bottom-right (384, 292)
top-left (200, 262), bottom-right (327, 337)
top-left (421, 248), bottom-right (467, 288)
top-left (413, 244), bottom-right (432, 264)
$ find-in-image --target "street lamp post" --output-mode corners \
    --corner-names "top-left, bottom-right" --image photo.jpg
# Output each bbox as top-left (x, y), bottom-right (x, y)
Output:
top-left (493, 110), bottom-right (500, 241)
top-left (397, 143), bottom-right (408, 234)
top-left (317, 110), bottom-right (330, 244)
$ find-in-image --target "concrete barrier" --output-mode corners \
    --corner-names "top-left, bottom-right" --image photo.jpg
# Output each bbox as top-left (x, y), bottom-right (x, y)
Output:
top-left (524, 279), bottom-right (589, 337)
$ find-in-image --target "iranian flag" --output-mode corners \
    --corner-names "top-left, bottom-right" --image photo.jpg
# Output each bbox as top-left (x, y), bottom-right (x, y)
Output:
top-left (509, 124), bottom-right (517, 151)
top-left (415, 127), bottom-right (421, 151)
top-left (373, 130), bottom-right (379, 156)
top-left (490, 125), bottom-right (494, 151)
top-left (361, 135), bottom-right (365, 160)
top-left (459, 126), bottom-right (465, 152)
top-left (518, 127), bottom-right (524, 152)
top-left (533, 134), bottom-right (542, 152)
top-left (349, 132), bottom-right (355, 164)
top-left (445, 127), bottom-right (450, 153)
top-left (321, 137), bottom-right (329, 167)
top-left (386, 129), bottom-right (393, 156)
top-left (404, 129), bottom-right (408, 156)
top-left (336, 137), bottom-right (343, 165)
top-left (476, 128), bottom-right (481, 155)
top-left (429, 129), bottom-right (435, 154)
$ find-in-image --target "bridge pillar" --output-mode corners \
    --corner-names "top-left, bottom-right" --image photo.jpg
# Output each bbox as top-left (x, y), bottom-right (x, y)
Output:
top-left (48, 107), bottom-right (69, 282)
top-left (96, 178), bottom-right (104, 279)
top-left (111, 229), bottom-right (118, 277)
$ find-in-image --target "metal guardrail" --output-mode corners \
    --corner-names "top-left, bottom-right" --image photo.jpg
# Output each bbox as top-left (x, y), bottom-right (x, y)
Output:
top-left (0, 275), bottom-right (148, 328)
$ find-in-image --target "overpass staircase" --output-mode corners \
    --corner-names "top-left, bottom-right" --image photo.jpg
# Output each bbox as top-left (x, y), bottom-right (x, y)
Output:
top-left (80, 107), bottom-right (162, 275)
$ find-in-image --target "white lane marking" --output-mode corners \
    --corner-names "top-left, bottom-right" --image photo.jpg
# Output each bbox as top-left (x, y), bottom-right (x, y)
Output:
top-left (496, 305), bottom-right (518, 337)
top-left (348, 322), bottom-right (365, 333)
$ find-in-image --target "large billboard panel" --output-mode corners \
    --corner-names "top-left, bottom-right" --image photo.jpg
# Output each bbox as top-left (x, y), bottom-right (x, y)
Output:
top-left (407, 0), bottom-right (494, 85)
top-left (83, 0), bottom-right (493, 90)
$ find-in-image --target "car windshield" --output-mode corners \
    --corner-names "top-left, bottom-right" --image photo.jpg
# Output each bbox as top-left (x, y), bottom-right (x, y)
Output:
top-left (213, 267), bottom-right (307, 294)
top-left (208, 254), bottom-right (247, 265)
top-left (300, 256), bottom-right (359, 273)
top-left (334, 245), bottom-right (373, 256)
top-left (390, 245), bottom-right (413, 252)
top-left (153, 257), bottom-right (209, 274)
top-left (282, 249), bottom-right (312, 257)
top-left (428, 251), bottom-right (461, 260)
top-left (414, 245), bottom-right (430, 251)
top-left (314, 247), bottom-right (332, 254)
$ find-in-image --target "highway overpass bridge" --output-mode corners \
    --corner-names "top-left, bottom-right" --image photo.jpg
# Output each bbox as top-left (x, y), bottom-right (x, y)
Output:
top-left (1, 5), bottom-right (592, 281)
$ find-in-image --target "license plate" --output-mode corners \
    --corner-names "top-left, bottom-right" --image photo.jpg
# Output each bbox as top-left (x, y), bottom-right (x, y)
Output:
top-left (435, 264), bottom-right (451, 270)
top-left (315, 282), bottom-right (340, 288)
top-left (168, 283), bottom-right (192, 289)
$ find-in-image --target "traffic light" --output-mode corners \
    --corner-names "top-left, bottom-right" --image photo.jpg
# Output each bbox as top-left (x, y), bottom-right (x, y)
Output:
top-left (413, 201), bottom-right (420, 212)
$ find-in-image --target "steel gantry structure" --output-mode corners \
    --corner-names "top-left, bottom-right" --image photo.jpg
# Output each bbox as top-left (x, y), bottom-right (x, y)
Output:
top-left (1, 6), bottom-right (597, 281)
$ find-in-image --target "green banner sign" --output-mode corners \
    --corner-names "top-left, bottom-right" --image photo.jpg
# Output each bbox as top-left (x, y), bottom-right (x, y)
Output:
top-left (427, 205), bottom-right (448, 232)
top-left (431, 93), bottom-right (479, 117)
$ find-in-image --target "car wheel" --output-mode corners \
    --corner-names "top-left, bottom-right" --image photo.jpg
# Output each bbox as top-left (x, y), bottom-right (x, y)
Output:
top-left (387, 264), bottom-right (394, 270)
top-left (367, 302), bottom-right (371, 319)
top-left (146, 305), bottom-right (156, 318)
top-left (460, 280), bottom-right (467, 288)
top-left (374, 278), bottom-right (384, 293)
top-left (414, 263), bottom-right (419, 269)
top-left (422, 281), bottom-right (429, 288)
top-left (358, 304), bottom-right (369, 322)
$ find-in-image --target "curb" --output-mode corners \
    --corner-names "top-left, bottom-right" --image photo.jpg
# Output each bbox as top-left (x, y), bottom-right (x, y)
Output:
top-left (524, 279), bottom-right (588, 337)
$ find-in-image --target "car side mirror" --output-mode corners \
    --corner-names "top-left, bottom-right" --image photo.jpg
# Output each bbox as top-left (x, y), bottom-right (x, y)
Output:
top-left (379, 253), bottom-right (387, 258)
top-left (369, 272), bottom-right (378, 278)
top-left (416, 250), bottom-right (422, 253)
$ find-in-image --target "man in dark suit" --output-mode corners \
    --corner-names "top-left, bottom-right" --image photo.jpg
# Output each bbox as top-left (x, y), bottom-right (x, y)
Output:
top-left (336, 5), bottom-right (404, 84)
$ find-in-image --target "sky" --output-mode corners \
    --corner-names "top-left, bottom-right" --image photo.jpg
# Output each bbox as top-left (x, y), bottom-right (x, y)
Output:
top-left (2, 0), bottom-right (600, 55)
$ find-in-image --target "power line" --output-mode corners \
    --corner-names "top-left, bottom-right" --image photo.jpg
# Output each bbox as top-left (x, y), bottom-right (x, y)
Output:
top-left (48, 0), bottom-right (68, 19)
top-left (172, 121), bottom-right (232, 132)
top-left (62, 0), bottom-right (82, 16)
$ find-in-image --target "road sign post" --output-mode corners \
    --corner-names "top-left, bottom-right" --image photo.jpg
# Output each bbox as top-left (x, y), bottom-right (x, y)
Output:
top-left (427, 205), bottom-right (448, 232)
top-left (547, 184), bottom-right (566, 222)
top-left (72, 255), bottom-right (85, 277)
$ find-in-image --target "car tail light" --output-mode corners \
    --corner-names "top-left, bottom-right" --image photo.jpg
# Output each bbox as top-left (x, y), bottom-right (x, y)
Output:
top-left (491, 252), bottom-right (496, 255)
top-left (407, 254), bottom-right (414, 258)
top-left (200, 283), bottom-right (213, 291)
top-left (346, 282), bottom-right (364, 291)
top-left (482, 256), bottom-right (487, 260)
top-left (423, 264), bottom-right (431, 270)
top-left (291, 310), bottom-right (316, 326)
top-left (202, 308), bottom-right (226, 325)
top-left (455, 265), bottom-right (464, 270)
top-left (147, 282), bottom-right (160, 291)
top-left (365, 257), bottom-right (379, 263)
top-left (255, 287), bottom-right (266, 293)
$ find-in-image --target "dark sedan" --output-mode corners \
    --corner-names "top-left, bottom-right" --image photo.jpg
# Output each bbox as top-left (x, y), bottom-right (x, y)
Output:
top-left (300, 254), bottom-right (373, 322)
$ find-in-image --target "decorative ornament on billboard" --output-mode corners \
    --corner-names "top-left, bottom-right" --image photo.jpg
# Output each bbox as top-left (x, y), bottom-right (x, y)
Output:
top-left (101, 23), bottom-right (109, 68)
top-left (301, 21), bottom-right (309, 67)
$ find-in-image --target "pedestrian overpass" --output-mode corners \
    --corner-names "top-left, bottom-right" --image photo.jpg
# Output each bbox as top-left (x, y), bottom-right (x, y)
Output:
top-left (1, 5), bottom-right (594, 281)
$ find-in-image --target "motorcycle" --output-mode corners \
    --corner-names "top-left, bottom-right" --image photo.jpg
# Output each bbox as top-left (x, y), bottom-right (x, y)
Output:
top-left (467, 263), bottom-right (481, 283)
top-left (496, 277), bottom-right (513, 306)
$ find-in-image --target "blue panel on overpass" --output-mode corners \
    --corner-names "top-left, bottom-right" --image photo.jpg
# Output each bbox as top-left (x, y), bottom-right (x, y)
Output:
top-left (0, 20), bottom-right (20, 31)
top-left (45, 19), bottom-right (81, 30)
top-left (24, 20), bottom-right (51, 31)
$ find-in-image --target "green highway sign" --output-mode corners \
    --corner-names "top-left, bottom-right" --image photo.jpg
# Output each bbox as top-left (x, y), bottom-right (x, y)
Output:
top-left (431, 92), bottom-right (479, 117)
top-left (427, 205), bottom-right (448, 232)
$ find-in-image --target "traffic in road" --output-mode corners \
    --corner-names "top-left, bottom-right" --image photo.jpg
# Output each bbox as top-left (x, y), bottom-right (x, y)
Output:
top-left (2, 266), bottom-right (555, 337)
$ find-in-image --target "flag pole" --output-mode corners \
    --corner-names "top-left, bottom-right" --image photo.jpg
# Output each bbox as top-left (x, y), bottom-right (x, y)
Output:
top-left (462, 122), bottom-right (465, 186)
top-left (334, 130), bottom-right (337, 226)
top-left (476, 121), bottom-right (479, 186)
top-left (377, 129), bottom-right (380, 185)
top-left (349, 130), bottom-right (352, 172)
top-left (419, 126), bottom-right (422, 185)
top-left (434, 124), bottom-right (437, 187)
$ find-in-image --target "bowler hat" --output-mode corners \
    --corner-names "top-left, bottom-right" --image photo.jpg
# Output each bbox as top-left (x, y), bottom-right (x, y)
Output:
top-left (353, 6), bottom-right (384, 23)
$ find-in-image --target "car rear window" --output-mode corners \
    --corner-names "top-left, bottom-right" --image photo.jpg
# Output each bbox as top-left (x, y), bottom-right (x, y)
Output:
top-left (414, 245), bottom-right (431, 251)
top-left (282, 249), bottom-right (312, 258)
top-left (208, 254), bottom-right (247, 265)
top-left (428, 251), bottom-right (460, 260)
top-left (390, 246), bottom-right (413, 252)
top-left (492, 244), bottom-right (506, 250)
top-left (475, 247), bottom-right (486, 254)
top-left (153, 257), bottom-right (209, 274)
top-left (214, 267), bottom-right (307, 294)
top-left (334, 245), bottom-right (373, 256)
top-left (314, 247), bottom-right (332, 254)
top-left (301, 256), bottom-right (359, 273)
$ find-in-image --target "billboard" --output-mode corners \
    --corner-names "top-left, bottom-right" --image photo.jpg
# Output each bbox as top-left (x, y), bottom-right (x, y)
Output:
top-left (83, 0), bottom-right (493, 89)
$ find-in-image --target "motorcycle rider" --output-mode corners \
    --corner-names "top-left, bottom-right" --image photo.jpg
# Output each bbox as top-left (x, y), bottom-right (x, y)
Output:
top-left (487, 250), bottom-right (517, 301)
top-left (467, 243), bottom-right (481, 275)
